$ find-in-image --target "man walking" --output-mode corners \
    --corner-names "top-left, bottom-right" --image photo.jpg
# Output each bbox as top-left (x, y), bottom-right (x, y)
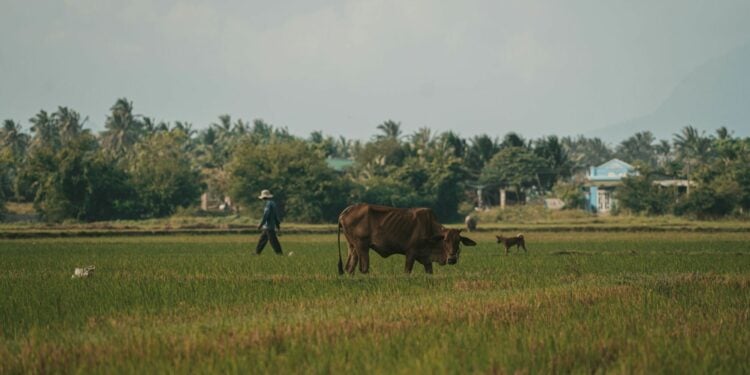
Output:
top-left (255, 189), bottom-right (283, 255)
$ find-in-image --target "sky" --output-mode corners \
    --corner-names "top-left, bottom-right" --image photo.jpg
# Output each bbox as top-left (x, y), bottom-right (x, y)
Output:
top-left (1, 0), bottom-right (749, 141)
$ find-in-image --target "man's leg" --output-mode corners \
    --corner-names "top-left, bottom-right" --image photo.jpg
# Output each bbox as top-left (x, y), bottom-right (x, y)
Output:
top-left (255, 230), bottom-right (269, 254)
top-left (268, 230), bottom-right (283, 255)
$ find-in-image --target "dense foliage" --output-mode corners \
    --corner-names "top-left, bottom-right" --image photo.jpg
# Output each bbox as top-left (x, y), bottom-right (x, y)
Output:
top-left (228, 139), bottom-right (352, 222)
top-left (617, 127), bottom-right (750, 217)
top-left (2, 99), bottom-right (750, 222)
top-left (617, 172), bottom-right (675, 216)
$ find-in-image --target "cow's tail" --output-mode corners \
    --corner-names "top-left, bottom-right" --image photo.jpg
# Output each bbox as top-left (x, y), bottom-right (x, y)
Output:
top-left (337, 220), bottom-right (344, 275)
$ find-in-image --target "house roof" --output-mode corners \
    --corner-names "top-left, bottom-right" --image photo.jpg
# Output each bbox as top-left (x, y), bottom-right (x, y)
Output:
top-left (587, 158), bottom-right (636, 182)
top-left (596, 158), bottom-right (633, 171)
top-left (326, 157), bottom-right (354, 172)
top-left (654, 179), bottom-right (692, 187)
top-left (584, 181), bottom-right (624, 187)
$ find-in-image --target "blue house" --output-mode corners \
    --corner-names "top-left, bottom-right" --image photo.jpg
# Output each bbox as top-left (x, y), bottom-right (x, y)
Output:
top-left (585, 159), bottom-right (637, 213)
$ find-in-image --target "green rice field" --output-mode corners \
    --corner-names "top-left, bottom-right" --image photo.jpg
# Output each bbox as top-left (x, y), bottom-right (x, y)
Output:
top-left (1, 231), bottom-right (749, 373)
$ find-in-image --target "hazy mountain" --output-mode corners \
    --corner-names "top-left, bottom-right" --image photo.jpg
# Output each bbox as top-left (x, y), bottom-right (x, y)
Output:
top-left (590, 42), bottom-right (750, 143)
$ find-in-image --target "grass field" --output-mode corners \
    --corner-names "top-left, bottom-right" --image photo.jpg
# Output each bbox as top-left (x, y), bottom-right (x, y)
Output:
top-left (1, 231), bottom-right (749, 373)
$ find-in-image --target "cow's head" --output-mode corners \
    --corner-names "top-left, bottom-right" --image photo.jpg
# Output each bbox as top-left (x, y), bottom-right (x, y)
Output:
top-left (433, 229), bottom-right (477, 265)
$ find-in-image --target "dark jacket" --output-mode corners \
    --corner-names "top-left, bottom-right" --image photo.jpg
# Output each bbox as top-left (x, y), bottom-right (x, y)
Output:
top-left (259, 199), bottom-right (281, 230)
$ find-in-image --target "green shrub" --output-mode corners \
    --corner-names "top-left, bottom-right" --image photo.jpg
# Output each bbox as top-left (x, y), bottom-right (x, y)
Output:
top-left (552, 180), bottom-right (586, 209)
top-left (617, 175), bottom-right (675, 215)
top-left (674, 183), bottom-right (740, 219)
top-left (128, 132), bottom-right (204, 218)
top-left (228, 140), bottom-right (353, 223)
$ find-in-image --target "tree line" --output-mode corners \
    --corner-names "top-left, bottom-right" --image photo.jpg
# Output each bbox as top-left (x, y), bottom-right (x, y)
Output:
top-left (1, 98), bottom-right (749, 222)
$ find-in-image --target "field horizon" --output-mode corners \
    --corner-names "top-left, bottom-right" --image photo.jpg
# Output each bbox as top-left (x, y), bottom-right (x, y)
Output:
top-left (2, 203), bottom-right (750, 239)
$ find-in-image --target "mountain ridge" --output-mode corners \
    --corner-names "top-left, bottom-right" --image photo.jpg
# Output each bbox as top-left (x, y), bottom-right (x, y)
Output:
top-left (589, 42), bottom-right (750, 143)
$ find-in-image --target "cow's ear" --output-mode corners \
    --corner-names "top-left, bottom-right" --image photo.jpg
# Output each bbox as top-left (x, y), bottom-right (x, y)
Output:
top-left (431, 235), bottom-right (444, 242)
top-left (460, 236), bottom-right (477, 246)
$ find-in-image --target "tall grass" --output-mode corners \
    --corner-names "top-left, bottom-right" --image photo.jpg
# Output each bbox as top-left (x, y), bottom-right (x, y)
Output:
top-left (1, 232), bottom-right (749, 373)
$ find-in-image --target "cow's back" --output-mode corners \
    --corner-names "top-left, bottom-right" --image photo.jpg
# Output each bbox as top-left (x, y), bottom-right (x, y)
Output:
top-left (339, 204), bottom-right (442, 253)
top-left (339, 204), bottom-right (402, 238)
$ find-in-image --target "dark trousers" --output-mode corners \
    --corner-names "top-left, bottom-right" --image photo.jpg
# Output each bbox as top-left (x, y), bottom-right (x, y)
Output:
top-left (256, 229), bottom-right (282, 254)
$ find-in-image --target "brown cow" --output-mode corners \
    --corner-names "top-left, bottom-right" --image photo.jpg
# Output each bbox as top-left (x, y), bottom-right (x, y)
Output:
top-left (337, 204), bottom-right (477, 275)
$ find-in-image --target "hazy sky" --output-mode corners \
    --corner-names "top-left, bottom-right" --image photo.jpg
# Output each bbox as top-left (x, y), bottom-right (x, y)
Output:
top-left (2, 0), bottom-right (749, 140)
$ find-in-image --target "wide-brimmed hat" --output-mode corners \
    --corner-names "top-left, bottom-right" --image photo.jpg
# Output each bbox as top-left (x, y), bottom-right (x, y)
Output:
top-left (258, 189), bottom-right (273, 199)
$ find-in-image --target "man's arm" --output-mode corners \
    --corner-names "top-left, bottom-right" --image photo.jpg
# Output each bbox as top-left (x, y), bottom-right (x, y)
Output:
top-left (273, 202), bottom-right (281, 230)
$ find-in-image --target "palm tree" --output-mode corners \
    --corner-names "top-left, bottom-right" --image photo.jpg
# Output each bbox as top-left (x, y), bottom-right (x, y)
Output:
top-left (716, 126), bottom-right (731, 140)
top-left (309, 130), bottom-right (324, 144)
top-left (101, 98), bottom-right (143, 158)
top-left (654, 139), bottom-right (672, 169)
top-left (1, 120), bottom-right (30, 157)
top-left (53, 107), bottom-right (88, 142)
top-left (464, 134), bottom-right (501, 182)
top-left (194, 127), bottom-right (217, 168)
top-left (439, 131), bottom-right (466, 159)
top-left (200, 127), bottom-right (217, 148)
top-left (500, 132), bottom-right (527, 149)
top-left (200, 116), bottom-right (235, 168)
top-left (425, 132), bottom-right (464, 165)
top-left (615, 131), bottom-right (656, 167)
top-left (143, 117), bottom-right (169, 133)
top-left (251, 119), bottom-right (273, 143)
top-left (712, 127), bottom-right (743, 166)
top-left (562, 135), bottom-right (613, 174)
top-left (29, 110), bottom-right (59, 150)
top-left (375, 120), bottom-right (402, 140)
top-left (673, 125), bottom-right (713, 194)
top-left (409, 127), bottom-right (433, 156)
top-left (335, 136), bottom-right (352, 158)
top-left (172, 121), bottom-right (195, 137)
top-left (308, 130), bottom-right (336, 158)
top-left (142, 117), bottom-right (156, 133)
top-left (1, 119), bottom-right (30, 201)
top-left (212, 114), bottom-right (232, 134)
top-left (534, 135), bottom-right (572, 190)
top-left (201, 115), bottom-right (251, 168)
top-left (232, 119), bottom-right (249, 136)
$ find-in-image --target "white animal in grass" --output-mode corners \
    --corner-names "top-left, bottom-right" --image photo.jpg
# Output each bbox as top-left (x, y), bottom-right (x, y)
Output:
top-left (72, 265), bottom-right (95, 278)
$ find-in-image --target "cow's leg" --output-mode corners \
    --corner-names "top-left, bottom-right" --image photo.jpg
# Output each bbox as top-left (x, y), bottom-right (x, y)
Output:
top-left (345, 244), bottom-right (359, 275)
top-left (345, 253), bottom-right (357, 274)
top-left (415, 256), bottom-right (432, 274)
top-left (404, 254), bottom-right (416, 274)
top-left (358, 249), bottom-right (370, 274)
top-left (505, 246), bottom-right (509, 255)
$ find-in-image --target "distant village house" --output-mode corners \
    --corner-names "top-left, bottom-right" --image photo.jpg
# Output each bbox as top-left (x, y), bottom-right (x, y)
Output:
top-left (584, 158), bottom-right (690, 214)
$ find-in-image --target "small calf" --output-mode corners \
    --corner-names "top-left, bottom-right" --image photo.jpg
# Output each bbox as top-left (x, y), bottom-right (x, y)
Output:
top-left (72, 265), bottom-right (95, 279)
top-left (465, 215), bottom-right (477, 232)
top-left (496, 234), bottom-right (527, 255)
